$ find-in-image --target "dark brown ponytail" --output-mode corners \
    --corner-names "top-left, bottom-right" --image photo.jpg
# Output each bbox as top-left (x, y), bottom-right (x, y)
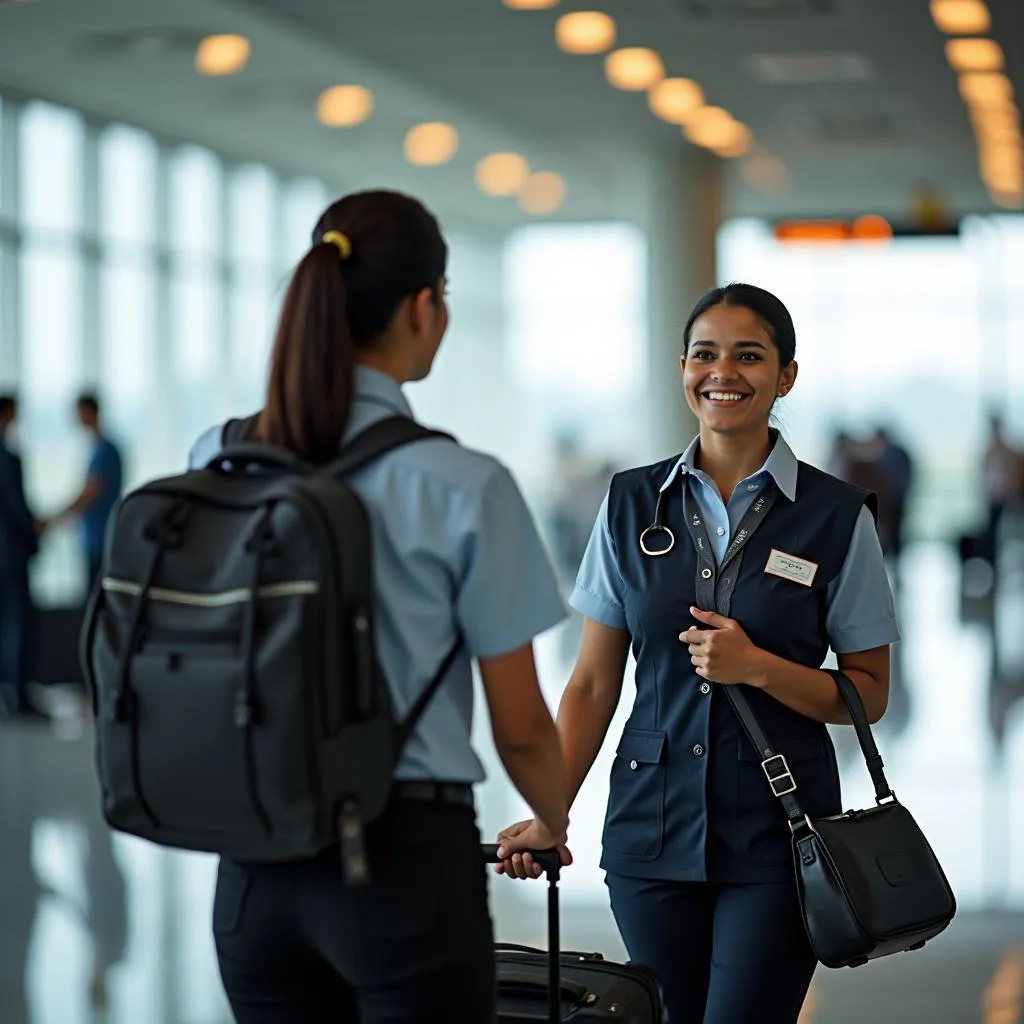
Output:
top-left (258, 189), bottom-right (447, 465)
top-left (260, 243), bottom-right (354, 464)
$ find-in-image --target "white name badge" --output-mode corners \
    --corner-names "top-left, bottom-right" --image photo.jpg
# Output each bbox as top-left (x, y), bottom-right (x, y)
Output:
top-left (764, 548), bottom-right (819, 587)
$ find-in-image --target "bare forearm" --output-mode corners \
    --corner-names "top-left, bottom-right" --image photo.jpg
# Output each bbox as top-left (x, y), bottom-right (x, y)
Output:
top-left (496, 719), bottom-right (568, 841)
top-left (556, 682), bottom-right (619, 810)
top-left (747, 651), bottom-right (885, 725)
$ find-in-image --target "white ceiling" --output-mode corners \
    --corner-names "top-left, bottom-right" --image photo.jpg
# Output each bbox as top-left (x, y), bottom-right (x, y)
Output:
top-left (0, 0), bottom-right (1020, 233)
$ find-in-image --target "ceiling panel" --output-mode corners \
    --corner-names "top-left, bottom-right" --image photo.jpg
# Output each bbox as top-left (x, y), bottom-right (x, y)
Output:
top-left (0, 0), bottom-right (1020, 225)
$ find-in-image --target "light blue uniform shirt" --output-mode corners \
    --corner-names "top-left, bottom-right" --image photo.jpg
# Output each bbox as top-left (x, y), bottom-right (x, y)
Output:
top-left (189, 366), bottom-right (567, 783)
top-left (572, 433), bottom-right (900, 655)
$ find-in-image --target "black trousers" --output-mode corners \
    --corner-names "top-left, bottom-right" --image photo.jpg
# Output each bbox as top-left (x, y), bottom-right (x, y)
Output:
top-left (214, 796), bottom-right (495, 1024)
top-left (607, 873), bottom-right (817, 1024)
top-left (0, 566), bottom-right (32, 711)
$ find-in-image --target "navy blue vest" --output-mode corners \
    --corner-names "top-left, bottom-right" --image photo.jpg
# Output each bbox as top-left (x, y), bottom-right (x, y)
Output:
top-left (601, 457), bottom-right (873, 883)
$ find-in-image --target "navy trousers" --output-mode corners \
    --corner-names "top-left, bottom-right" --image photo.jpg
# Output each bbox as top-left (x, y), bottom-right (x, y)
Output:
top-left (215, 798), bottom-right (495, 1023)
top-left (607, 873), bottom-right (817, 1024)
top-left (0, 566), bottom-right (32, 711)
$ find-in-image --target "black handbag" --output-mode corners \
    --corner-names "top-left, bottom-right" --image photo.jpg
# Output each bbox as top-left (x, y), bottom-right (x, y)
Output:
top-left (725, 669), bottom-right (956, 969)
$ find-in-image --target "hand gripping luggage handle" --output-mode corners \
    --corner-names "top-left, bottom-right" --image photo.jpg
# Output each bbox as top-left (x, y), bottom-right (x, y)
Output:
top-left (483, 844), bottom-right (562, 1024)
top-left (482, 843), bottom-right (563, 879)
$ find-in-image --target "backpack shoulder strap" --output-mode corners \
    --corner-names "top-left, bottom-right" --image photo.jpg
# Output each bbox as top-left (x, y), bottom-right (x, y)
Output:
top-left (222, 413), bottom-right (262, 447)
top-left (327, 416), bottom-right (455, 478)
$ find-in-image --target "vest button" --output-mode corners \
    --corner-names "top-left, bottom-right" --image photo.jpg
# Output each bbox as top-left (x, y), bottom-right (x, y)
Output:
top-left (699, 682), bottom-right (711, 695)
top-left (692, 744), bottom-right (705, 757)
top-left (629, 759), bottom-right (639, 771)
top-left (701, 568), bottom-right (713, 579)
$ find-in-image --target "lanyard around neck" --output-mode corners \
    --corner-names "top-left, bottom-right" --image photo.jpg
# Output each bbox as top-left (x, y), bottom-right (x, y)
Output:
top-left (682, 475), bottom-right (779, 615)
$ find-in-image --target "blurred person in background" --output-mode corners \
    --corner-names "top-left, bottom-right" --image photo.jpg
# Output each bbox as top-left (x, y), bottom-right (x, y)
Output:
top-left (871, 426), bottom-right (913, 565)
top-left (187, 189), bottom-right (569, 1023)
top-left (980, 412), bottom-right (1023, 567)
top-left (0, 394), bottom-right (44, 719)
top-left (828, 426), bottom-right (913, 584)
top-left (47, 393), bottom-right (123, 590)
top-left (496, 283), bottom-right (897, 1024)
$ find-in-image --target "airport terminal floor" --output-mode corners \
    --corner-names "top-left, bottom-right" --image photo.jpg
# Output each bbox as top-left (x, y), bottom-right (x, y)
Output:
top-left (2, 538), bottom-right (1023, 1024)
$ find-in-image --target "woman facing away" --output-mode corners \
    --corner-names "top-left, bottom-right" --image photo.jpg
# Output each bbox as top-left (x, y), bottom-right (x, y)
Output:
top-left (187, 189), bottom-right (569, 1023)
top-left (495, 283), bottom-right (899, 1024)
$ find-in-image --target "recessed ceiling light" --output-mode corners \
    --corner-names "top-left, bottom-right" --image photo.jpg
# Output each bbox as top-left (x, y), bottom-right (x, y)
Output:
top-left (711, 124), bottom-right (753, 158)
top-left (958, 71), bottom-right (1013, 106)
top-left (648, 78), bottom-right (704, 125)
top-left (946, 38), bottom-right (1003, 72)
top-left (404, 123), bottom-right (459, 166)
top-left (317, 86), bottom-right (373, 127)
top-left (684, 108), bottom-right (745, 150)
top-left (518, 172), bottom-right (566, 215)
top-left (504, 0), bottom-right (559, 8)
top-left (195, 34), bottom-right (251, 77)
top-left (605, 48), bottom-right (664, 91)
top-left (930, 0), bottom-right (991, 35)
top-left (475, 153), bottom-right (530, 196)
top-left (556, 12), bottom-right (616, 55)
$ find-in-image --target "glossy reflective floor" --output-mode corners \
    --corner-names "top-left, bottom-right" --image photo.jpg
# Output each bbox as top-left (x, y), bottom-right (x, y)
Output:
top-left (2, 539), bottom-right (1023, 1024)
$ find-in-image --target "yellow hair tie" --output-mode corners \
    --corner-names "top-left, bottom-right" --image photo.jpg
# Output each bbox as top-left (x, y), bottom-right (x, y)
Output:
top-left (322, 230), bottom-right (352, 260)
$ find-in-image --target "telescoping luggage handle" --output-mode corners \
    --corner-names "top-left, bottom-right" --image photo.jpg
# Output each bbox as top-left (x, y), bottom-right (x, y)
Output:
top-left (483, 844), bottom-right (564, 1024)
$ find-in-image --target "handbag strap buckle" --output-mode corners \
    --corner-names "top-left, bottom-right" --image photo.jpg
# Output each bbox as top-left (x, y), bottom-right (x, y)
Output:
top-left (761, 753), bottom-right (797, 797)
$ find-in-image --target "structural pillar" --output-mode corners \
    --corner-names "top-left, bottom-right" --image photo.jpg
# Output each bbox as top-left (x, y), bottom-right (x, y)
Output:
top-left (636, 148), bottom-right (723, 462)
top-left (0, 97), bottom-right (21, 389)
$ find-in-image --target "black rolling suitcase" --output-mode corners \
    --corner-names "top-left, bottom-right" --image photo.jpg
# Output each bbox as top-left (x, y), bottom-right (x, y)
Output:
top-left (483, 845), bottom-right (666, 1023)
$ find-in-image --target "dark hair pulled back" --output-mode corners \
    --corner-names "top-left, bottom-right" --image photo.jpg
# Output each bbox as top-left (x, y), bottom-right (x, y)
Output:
top-left (682, 283), bottom-right (796, 367)
top-left (260, 189), bottom-right (447, 464)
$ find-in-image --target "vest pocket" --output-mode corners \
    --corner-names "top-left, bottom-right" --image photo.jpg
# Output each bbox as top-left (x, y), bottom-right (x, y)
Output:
top-left (602, 729), bottom-right (667, 860)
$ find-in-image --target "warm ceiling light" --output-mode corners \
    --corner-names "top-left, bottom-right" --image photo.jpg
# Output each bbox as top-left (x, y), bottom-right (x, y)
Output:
top-left (475, 153), bottom-right (530, 196)
top-left (958, 72), bottom-right (1013, 106)
top-left (404, 123), bottom-right (459, 166)
top-left (195, 34), bottom-right (251, 76)
top-left (518, 172), bottom-right (566, 214)
top-left (972, 105), bottom-right (1020, 141)
top-left (976, 119), bottom-right (1021, 144)
top-left (317, 86), bottom-right (373, 127)
top-left (605, 48), bottom-right (665, 91)
top-left (946, 38), bottom-right (1003, 72)
top-left (648, 78), bottom-right (704, 125)
top-left (504, 0), bottom-right (559, 8)
top-left (980, 142), bottom-right (1022, 175)
top-left (930, 0), bottom-right (991, 34)
top-left (684, 106), bottom-right (740, 148)
top-left (556, 12), bottom-right (616, 54)
top-left (711, 123), bottom-right (753, 158)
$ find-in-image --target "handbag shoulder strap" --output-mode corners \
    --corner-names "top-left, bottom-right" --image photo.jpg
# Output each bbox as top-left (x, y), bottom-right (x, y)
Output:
top-left (725, 669), bottom-right (895, 820)
top-left (724, 687), bottom-right (806, 825)
top-left (823, 668), bottom-right (893, 803)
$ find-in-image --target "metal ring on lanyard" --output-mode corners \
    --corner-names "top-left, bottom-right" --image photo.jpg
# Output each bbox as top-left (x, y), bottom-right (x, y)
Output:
top-left (639, 489), bottom-right (675, 556)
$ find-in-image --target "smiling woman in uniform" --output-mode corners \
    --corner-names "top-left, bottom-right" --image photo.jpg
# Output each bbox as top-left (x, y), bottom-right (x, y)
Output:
top-left (495, 283), bottom-right (899, 1023)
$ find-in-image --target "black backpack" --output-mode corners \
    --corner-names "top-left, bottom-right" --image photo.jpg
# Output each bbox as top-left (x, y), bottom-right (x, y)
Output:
top-left (79, 413), bottom-right (458, 882)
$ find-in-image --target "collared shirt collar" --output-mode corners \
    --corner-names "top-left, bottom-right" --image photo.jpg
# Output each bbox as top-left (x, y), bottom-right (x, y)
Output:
top-left (658, 429), bottom-right (798, 501)
top-left (353, 364), bottom-right (414, 419)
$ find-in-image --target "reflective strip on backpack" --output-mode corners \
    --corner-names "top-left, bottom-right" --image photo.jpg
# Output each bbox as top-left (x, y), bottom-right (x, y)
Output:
top-left (102, 578), bottom-right (319, 606)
